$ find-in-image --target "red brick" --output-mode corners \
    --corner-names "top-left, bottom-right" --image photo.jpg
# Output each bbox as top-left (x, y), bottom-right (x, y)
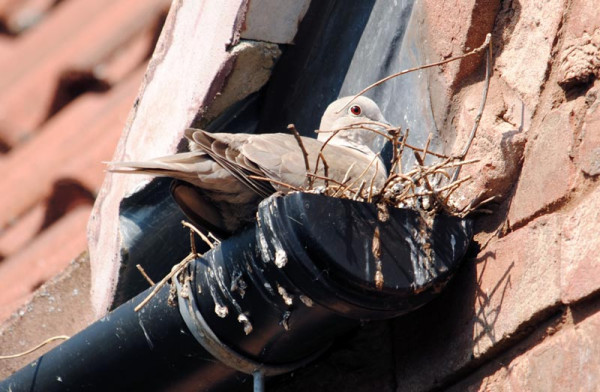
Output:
top-left (393, 215), bottom-right (561, 391)
top-left (574, 97), bottom-right (600, 176)
top-left (419, 0), bottom-right (499, 127)
top-left (0, 0), bottom-right (168, 147)
top-left (0, 66), bottom-right (145, 231)
top-left (448, 77), bottom-right (528, 210)
top-left (508, 106), bottom-right (577, 226)
top-left (448, 308), bottom-right (600, 392)
top-left (0, 204), bottom-right (91, 322)
top-left (561, 185), bottom-right (600, 303)
top-left (495, 0), bottom-right (567, 108)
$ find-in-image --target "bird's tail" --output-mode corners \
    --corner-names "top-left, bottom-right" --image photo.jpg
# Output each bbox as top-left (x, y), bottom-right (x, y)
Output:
top-left (106, 151), bottom-right (209, 184)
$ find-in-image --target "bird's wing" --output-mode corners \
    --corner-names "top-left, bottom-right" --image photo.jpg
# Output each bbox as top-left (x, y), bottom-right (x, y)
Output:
top-left (237, 133), bottom-right (387, 190)
top-left (186, 129), bottom-right (275, 197)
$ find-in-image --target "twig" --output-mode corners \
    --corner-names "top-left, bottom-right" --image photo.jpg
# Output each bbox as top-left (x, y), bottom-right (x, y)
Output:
top-left (367, 161), bottom-right (379, 202)
top-left (353, 181), bottom-right (367, 200)
top-left (247, 175), bottom-right (301, 191)
top-left (0, 335), bottom-right (69, 360)
top-left (341, 154), bottom-right (381, 194)
top-left (319, 151), bottom-right (329, 187)
top-left (134, 253), bottom-right (196, 312)
top-left (182, 220), bottom-right (215, 249)
top-left (343, 33), bottom-right (492, 110)
top-left (287, 124), bottom-right (311, 186)
top-left (306, 173), bottom-right (345, 188)
top-left (312, 129), bottom-right (341, 184)
top-left (452, 33), bottom-right (493, 182)
top-left (136, 264), bottom-right (155, 286)
top-left (402, 142), bottom-right (447, 158)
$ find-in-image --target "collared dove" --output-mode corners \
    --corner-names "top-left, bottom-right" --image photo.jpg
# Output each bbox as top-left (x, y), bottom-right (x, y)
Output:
top-left (109, 96), bottom-right (389, 237)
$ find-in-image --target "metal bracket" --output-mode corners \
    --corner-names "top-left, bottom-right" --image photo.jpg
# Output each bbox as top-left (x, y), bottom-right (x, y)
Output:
top-left (176, 279), bottom-right (327, 378)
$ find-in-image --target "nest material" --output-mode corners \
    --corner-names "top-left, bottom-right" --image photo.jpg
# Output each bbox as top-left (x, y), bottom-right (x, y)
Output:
top-left (283, 122), bottom-right (484, 219)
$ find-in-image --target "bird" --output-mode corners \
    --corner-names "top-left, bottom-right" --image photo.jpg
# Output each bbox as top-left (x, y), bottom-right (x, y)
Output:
top-left (109, 96), bottom-right (390, 238)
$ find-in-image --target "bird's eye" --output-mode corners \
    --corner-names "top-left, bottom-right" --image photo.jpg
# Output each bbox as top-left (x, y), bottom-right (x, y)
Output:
top-left (349, 105), bottom-right (362, 116)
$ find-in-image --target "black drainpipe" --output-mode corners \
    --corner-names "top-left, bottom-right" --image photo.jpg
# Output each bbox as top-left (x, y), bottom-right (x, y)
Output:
top-left (0, 193), bottom-right (472, 391)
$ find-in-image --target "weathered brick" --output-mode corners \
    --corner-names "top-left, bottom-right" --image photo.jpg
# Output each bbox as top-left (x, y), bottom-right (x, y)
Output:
top-left (448, 306), bottom-right (600, 392)
top-left (449, 77), bottom-right (528, 210)
top-left (561, 185), bottom-right (600, 303)
top-left (392, 215), bottom-right (561, 391)
top-left (557, 0), bottom-right (600, 87)
top-left (574, 96), bottom-right (600, 176)
top-left (508, 107), bottom-right (577, 226)
top-left (495, 0), bottom-right (567, 107)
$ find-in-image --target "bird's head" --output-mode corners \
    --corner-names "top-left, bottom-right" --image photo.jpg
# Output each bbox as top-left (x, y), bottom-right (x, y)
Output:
top-left (317, 96), bottom-right (389, 154)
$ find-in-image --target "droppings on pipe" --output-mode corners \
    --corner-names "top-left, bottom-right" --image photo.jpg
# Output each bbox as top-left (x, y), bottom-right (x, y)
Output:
top-left (299, 295), bottom-right (313, 307)
top-left (237, 314), bottom-right (253, 335)
top-left (280, 311), bottom-right (291, 331)
top-left (215, 304), bottom-right (229, 318)
top-left (277, 285), bottom-right (294, 306)
top-left (230, 270), bottom-right (247, 298)
top-left (263, 282), bottom-right (274, 295)
top-left (206, 267), bottom-right (229, 317)
top-left (374, 260), bottom-right (384, 290)
top-left (274, 248), bottom-right (288, 268)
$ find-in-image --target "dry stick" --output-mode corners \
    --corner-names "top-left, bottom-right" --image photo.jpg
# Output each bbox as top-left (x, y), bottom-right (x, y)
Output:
top-left (0, 335), bottom-right (70, 360)
top-left (182, 220), bottom-right (216, 250)
top-left (135, 221), bottom-right (215, 312)
top-left (396, 176), bottom-right (473, 201)
top-left (136, 264), bottom-right (155, 286)
top-left (312, 129), bottom-right (341, 182)
top-left (247, 175), bottom-right (301, 191)
top-left (388, 128), bottom-right (402, 173)
top-left (459, 195), bottom-right (497, 217)
top-left (287, 124), bottom-right (311, 186)
top-left (331, 162), bottom-right (358, 197)
top-left (392, 128), bottom-right (409, 175)
top-left (134, 253), bottom-right (196, 312)
top-left (353, 181), bottom-right (367, 201)
top-left (319, 151), bottom-right (330, 187)
top-left (367, 162), bottom-right (379, 202)
top-left (402, 142), bottom-right (448, 158)
top-left (452, 34), bottom-right (493, 182)
top-left (339, 154), bottom-right (381, 196)
top-left (315, 122), bottom-right (394, 143)
top-left (343, 33), bottom-right (493, 111)
top-left (306, 173), bottom-right (346, 188)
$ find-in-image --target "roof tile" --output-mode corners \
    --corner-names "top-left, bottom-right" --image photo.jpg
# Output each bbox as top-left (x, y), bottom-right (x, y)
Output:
top-left (0, 0), bottom-right (168, 148)
top-left (0, 66), bottom-right (145, 231)
top-left (0, 204), bottom-right (91, 322)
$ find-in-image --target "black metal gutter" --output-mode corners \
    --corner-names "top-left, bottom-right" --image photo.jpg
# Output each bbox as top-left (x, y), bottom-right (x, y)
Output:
top-left (1, 193), bottom-right (472, 391)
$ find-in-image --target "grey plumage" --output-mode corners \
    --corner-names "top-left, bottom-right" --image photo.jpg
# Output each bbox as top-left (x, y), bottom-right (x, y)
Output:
top-left (109, 96), bottom-right (389, 236)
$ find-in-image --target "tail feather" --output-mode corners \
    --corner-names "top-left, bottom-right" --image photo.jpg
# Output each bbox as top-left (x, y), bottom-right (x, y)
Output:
top-left (106, 151), bottom-right (210, 183)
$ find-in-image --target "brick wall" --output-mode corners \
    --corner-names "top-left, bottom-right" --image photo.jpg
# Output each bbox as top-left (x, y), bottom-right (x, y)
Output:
top-left (274, 0), bottom-right (600, 390)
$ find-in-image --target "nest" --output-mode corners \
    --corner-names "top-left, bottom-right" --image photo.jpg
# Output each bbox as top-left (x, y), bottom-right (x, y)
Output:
top-left (310, 126), bottom-right (482, 218)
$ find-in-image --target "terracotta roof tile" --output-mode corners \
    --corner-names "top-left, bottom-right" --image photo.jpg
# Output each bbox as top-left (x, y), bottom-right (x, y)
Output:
top-left (0, 0), bottom-right (167, 320)
top-left (0, 202), bottom-right (45, 260)
top-left (0, 66), bottom-right (145, 231)
top-left (0, 0), bottom-right (56, 34)
top-left (0, 204), bottom-right (91, 322)
top-left (0, 0), bottom-right (113, 90)
top-left (0, 0), bottom-right (168, 148)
